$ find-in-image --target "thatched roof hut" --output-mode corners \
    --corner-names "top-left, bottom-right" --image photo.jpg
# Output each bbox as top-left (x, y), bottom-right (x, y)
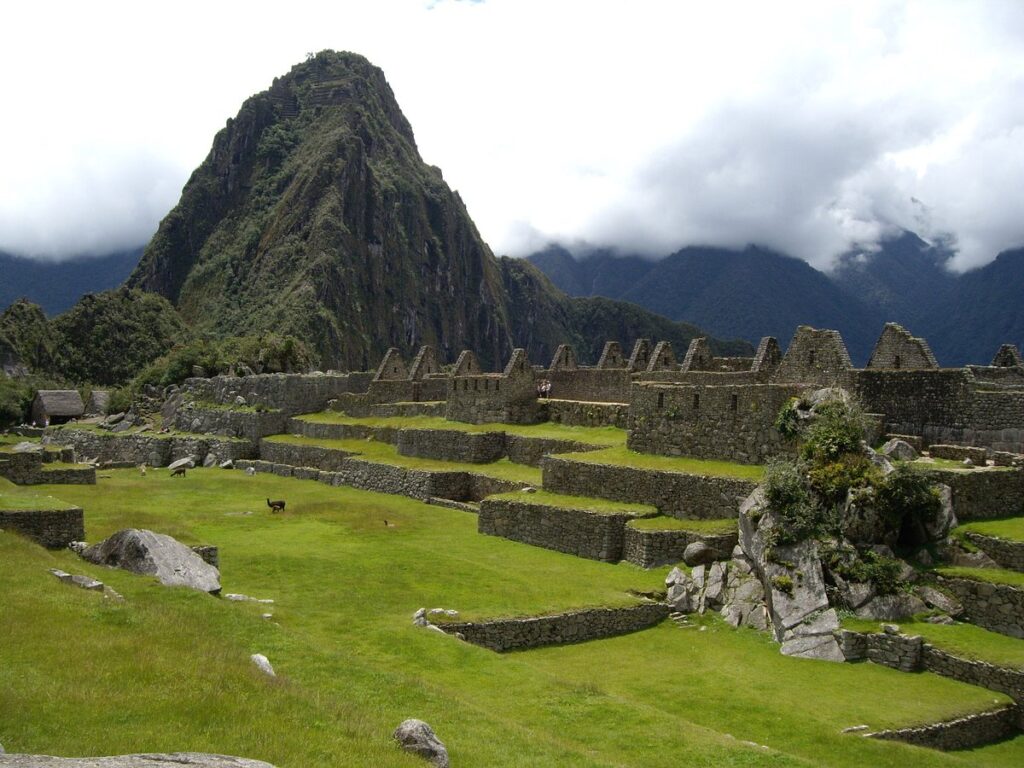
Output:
top-left (31, 390), bottom-right (84, 426)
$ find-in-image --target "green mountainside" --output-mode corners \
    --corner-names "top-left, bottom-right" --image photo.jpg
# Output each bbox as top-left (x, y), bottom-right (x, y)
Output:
top-left (128, 51), bottom-right (748, 369)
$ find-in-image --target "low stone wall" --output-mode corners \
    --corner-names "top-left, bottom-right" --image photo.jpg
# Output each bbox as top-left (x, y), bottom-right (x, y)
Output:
top-left (544, 400), bottom-right (629, 429)
top-left (478, 497), bottom-right (653, 562)
top-left (174, 405), bottom-right (289, 441)
top-left (0, 507), bottom-right (84, 548)
top-left (929, 444), bottom-right (989, 463)
top-left (288, 418), bottom-right (398, 444)
top-left (541, 456), bottom-right (756, 519)
top-left (867, 705), bottom-right (1021, 751)
top-left (439, 603), bottom-right (669, 652)
top-left (965, 533), bottom-right (1024, 572)
top-left (622, 525), bottom-right (737, 568)
top-left (503, 435), bottom-right (598, 467)
top-left (50, 430), bottom-right (256, 468)
top-left (37, 466), bottom-right (96, 485)
top-left (840, 628), bottom-right (1024, 703)
top-left (369, 401), bottom-right (446, 418)
top-left (0, 452), bottom-right (95, 486)
top-left (0, 451), bottom-right (43, 483)
top-left (397, 428), bottom-right (507, 464)
top-left (921, 467), bottom-right (1024, 521)
top-left (181, 371), bottom-right (371, 415)
top-left (940, 577), bottom-right (1024, 638)
top-left (258, 440), bottom-right (355, 472)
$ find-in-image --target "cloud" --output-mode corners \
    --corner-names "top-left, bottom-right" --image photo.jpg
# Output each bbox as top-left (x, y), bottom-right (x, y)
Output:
top-left (0, 0), bottom-right (1022, 271)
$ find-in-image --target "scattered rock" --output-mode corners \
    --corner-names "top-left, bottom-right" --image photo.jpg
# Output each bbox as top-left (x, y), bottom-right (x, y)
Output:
top-left (881, 623), bottom-right (900, 635)
top-left (0, 754), bottom-right (275, 767)
top-left (67, 541), bottom-right (88, 555)
top-left (250, 653), bottom-right (275, 677)
top-left (168, 456), bottom-right (196, 471)
top-left (225, 593), bottom-right (274, 604)
top-left (80, 529), bottom-right (221, 594)
top-left (261, 613), bottom-right (273, 620)
top-left (412, 608), bottom-right (429, 627)
top-left (520, 486), bottom-right (537, 494)
top-left (841, 725), bottom-right (869, 733)
top-left (951, 550), bottom-right (999, 569)
top-left (392, 719), bottom-right (449, 768)
top-left (854, 593), bottom-right (926, 621)
top-left (924, 484), bottom-right (957, 541)
top-left (665, 567), bottom-right (698, 613)
top-left (880, 438), bottom-right (918, 461)
top-left (235, 395), bottom-right (247, 406)
top-left (682, 541), bottom-right (715, 567)
top-left (203, 454), bottom-right (217, 468)
top-left (219, 460), bottom-right (234, 469)
top-left (245, 467), bottom-right (256, 476)
top-left (11, 441), bottom-right (42, 453)
top-left (915, 585), bottom-right (963, 616)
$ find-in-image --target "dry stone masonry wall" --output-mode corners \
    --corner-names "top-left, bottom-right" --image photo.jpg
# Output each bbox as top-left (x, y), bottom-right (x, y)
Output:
top-left (622, 525), bottom-right (737, 568)
top-left (939, 577), bottom-right (1024, 639)
top-left (965, 533), bottom-right (1024, 572)
top-left (0, 507), bottom-right (84, 548)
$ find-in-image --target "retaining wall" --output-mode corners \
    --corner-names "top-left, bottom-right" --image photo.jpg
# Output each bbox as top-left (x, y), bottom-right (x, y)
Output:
top-left (622, 525), bottom-right (737, 568)
top-left (867, 705), bottom-right (1020, 751)
top-left (544, 400), bottom-right (629, 428)
top-left (258, 440), bottom-right (355, 472)
top-left (438, 603), bottom-right (669, 652)
top-left (181, 372), bottom-right (371, 415)
top-left (921, 467), bottom-right (1024, 521)
top-left (939, 577), bottom-right (1024, 639)
top-left (0, 507), bottom-right (84, 548)
top-left (397, 429), bottom-right (506, 464)
top-left (173, 405), bottom-right (289, 441)
top-left (964, 533), bottom-right (1024, 572)
top-left (51, 430), bottom-right (256, 468)
top-left (541, 456), bottom-right (755, 519)
top-left (478, 497), bottom-right (654, 562)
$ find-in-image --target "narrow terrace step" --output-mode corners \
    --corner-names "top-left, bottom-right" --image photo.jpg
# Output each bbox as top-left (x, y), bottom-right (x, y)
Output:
top-left (958, 518), bottom-right (1024, 572)
top-left (935, 567), bottom-right (1024, 640)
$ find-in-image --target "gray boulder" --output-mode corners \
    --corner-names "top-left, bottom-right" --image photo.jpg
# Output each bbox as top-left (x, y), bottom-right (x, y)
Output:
top-left (881, 438), bottom-right (918, 461)
top-left (839, 490), bottom-right (897, 548)
top-left (81, 529), bottom-right (221, 594)
top-left (250, 653), bottom-right (275, 677)
top-left (854, 592), bottom-right (926, 621)
top-left (915, 585), bottom-right (964, 617)
top-left (393, 720), bottom-right (449, 768)
top-left (665, 567), bottom-right (698, 613)
top-left (0, 755), bottom-right (275, 767)
top-left (682, 541), bottom-right (715, 567)
top-left (924, 484), bottom-right (956, 541)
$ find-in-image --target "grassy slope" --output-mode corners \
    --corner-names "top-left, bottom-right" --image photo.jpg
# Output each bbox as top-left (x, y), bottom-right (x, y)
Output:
top-left (296, 412), bottom-right (627, 447)
top-left (627, 516), bottom-right (738, 534)
top-left (553, 446), bottom-right (765, 481)
top-left (486, 490), bottom-right (657, 516)
top-left (937, 566), bottom-right (1024, 588)
top-left (842, 618), bottom-right (1024, 670)
top-left (958, 517), bottom-right (1024, 542)
top-left (1, 470), bottom-right (1022, 767)
top-left (263, 434), bottom-right (541, 485)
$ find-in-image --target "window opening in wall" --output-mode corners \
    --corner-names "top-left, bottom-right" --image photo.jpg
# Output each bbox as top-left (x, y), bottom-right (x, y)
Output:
top-left (474, 380), bottom-right (478, 391)
top-left (693, 393), bottom-right (700, 409)
top-left (657, 392), bottom-right (664, 408)
top-left (495, 381), bottom-right (500, 391)
top-left (894, 355), bottom-right (901, 370)
top-left (808, 350), bottom-right (816, 366)
top-left (731, 393), bottom-right (738, 411)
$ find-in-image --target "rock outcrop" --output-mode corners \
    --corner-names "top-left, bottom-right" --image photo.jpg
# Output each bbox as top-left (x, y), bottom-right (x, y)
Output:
top-left (392, 720), bottom-right (449, 768)
top-left (81, 529), bottom-right (221, 594)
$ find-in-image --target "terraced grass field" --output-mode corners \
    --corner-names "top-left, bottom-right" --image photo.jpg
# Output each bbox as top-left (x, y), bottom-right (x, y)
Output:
top-left (959, 517), bottom-right (1024, 542)
top-left (2, 469), bottom-right (1023, 766)
top-left (552, 445), bottom-right (766, 480)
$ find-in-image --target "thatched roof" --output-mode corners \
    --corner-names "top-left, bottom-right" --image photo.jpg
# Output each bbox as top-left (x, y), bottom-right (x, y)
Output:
top-left (34, 390), bottom-right (85, 417)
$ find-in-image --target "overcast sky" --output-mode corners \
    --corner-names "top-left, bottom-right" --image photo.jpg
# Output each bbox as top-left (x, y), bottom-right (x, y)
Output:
top-left (1, 0), bottom-right (1022, 271)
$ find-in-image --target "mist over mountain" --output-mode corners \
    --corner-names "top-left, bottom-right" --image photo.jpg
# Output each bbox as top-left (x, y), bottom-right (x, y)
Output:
top-left (0, 248), bottom-right (141, 316)
top-left (529, 233), bottom-right (1024, 366)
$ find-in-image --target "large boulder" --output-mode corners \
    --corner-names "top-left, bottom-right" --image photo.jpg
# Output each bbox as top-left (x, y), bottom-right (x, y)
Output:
top-left (392, 719), bottom-right (449, 768)
top-left (0, 755), bottom-right (275, 767)
top-left (854, 592), bottom-right (926, 621)
top-left (682, 541), bottom-right (716, 567)
top-left (880, 438), bottom-right (918, 461)
top-left (839, 490), bottom-right (897, 548)
top-left (665, 567), bottom-right (699, 613)
top-left (81, 529), bottom-right (221, 594)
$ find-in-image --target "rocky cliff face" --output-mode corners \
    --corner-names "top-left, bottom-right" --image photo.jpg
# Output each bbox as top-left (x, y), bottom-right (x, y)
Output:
top-left (130, 51), bottom-right (747, 370)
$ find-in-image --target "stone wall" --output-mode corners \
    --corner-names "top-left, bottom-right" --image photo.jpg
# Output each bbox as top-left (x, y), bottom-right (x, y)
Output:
top-left (181, 372), bottom-right (371, 415)
top-left (924, 646), bottom-right (1024, 703)
top-left (543, 400), bottom-right (629, 429)
top-left (866, 323), bottom-right (938, 370)
top-left (438, 603), bottom-right (669, 652)
top-left (0, 451), bottom-right (43, 484)
top-left (0, 507), bottom-right (84, 548)
top-left (502, 435), bottom-right (599, 467)
top-left (37, 466), bottom-right (96, 485)
top-left (446, 349), bottom-right (539, 425)
top-left (939, 577), bottom-right (1024, 639)
top-left (622, 525), bottom-right (737, 568)
top-left (289, 418), bottom-right (393, 443)
top-left (173, 405), bottom-right (289, 441)
top-left (51, 430), bottom-right (256, 468)
top-left (258, 440), bottom-right (355, 472)
top-left (396, 429), bottom-right (506, 464)
top-left (773, 326), bottom-right (853, 386)
top-left (0, 452), bottom-right (95, 486)
top-left (867, 705), bottom-right (1021, 751)
top-left (545, 369), bottom-right (632, 404)
top-left (965, 533), bottom-right (1024, 572)
top-left (478, 497), bottom-right (654, 562)
top-left (920, 467), bottom-right (1024, 521)
top-left (542, 456), bottom-right (756, 519)
top-left (627, 383), bottom-right (801, 464)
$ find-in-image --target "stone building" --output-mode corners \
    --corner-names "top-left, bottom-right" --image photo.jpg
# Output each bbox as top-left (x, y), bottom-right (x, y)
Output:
top-left (31, 390), bottom-right (84, 426)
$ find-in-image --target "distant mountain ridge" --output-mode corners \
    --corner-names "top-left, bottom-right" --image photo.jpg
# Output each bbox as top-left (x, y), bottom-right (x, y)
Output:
top-left (529, 234), bottom-right (1024, 366)
top-left (0, 249), bottom-right (141, 316)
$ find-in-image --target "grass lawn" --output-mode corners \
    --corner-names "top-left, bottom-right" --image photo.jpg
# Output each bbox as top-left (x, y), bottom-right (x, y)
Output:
top-left (264, 433), bottom-right (541, 485)
top-left (0, 477), bottom-right (72, 510)
top-left (914, 458), bottom-right (1014, 473)
top-left (1, 470), bottom-right (1022, 767)
top-left (487, 490), bottom-right (657, 517)
top-left (937, 566), bottom-right (1024, 588)
top-left (958, 517), bottom-right (1024, 542)
top-left (296, 411), bottom-right (628, 447)
top-left (627, 516), bottom-right (738, 535)
top-left (841, 617), bottom-right (1024, 670)
top-left (552, 445), bottom-right (765, 481)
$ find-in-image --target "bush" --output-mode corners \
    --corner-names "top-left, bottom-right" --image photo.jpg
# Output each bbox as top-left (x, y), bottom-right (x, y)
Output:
top-left (826, 546), bottom-right (905, 596)
top-left (874, 464), bottom-right (941, 529)
top-left (807, 454), bottom-right (881, 507)
top-left (0, 374), bottom-right (30, 428)
top-left (800, 400), bottom-right (866, 464)
top-left (774, 397), bottom-right (804, 441)
top-left (763, 459), bottom-right (825, 545)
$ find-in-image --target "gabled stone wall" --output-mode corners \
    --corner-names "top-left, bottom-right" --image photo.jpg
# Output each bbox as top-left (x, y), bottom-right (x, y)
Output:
top-left (773, 326), bottom-right (853, 385)
top-left (866, 323), bottom-right (939, 370)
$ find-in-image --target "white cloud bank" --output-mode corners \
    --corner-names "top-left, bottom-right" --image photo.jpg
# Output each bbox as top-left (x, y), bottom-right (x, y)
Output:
top-left (0, 0), bottom-right (1022, 270)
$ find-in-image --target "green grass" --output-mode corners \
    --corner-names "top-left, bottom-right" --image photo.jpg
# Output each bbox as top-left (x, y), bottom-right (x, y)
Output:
top-left (914, 458), bottom-right (1013, 473)
top-left (265, 434), bottom-right (541, 485)
top-left (2, 469), bottom-right (1023, 767)
top-left (487, 490), bottom-right (657, 517)
top-left (627, 516), bottom-right (738, 535)
top-left (958, 517), bottom-right (1024, 542)
top-left (40, 462), bottom-right (94, 471)
top-left (553, 446), bottom-right (765, 481)
top-left (0, 481), bottom-right (72, 511)
top-left (296, 411), bottom-right (627, 446)
top-left (841, 617), bottom-right (1024, 670)
top-left (937, 566), bottom-right (1024, 588)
